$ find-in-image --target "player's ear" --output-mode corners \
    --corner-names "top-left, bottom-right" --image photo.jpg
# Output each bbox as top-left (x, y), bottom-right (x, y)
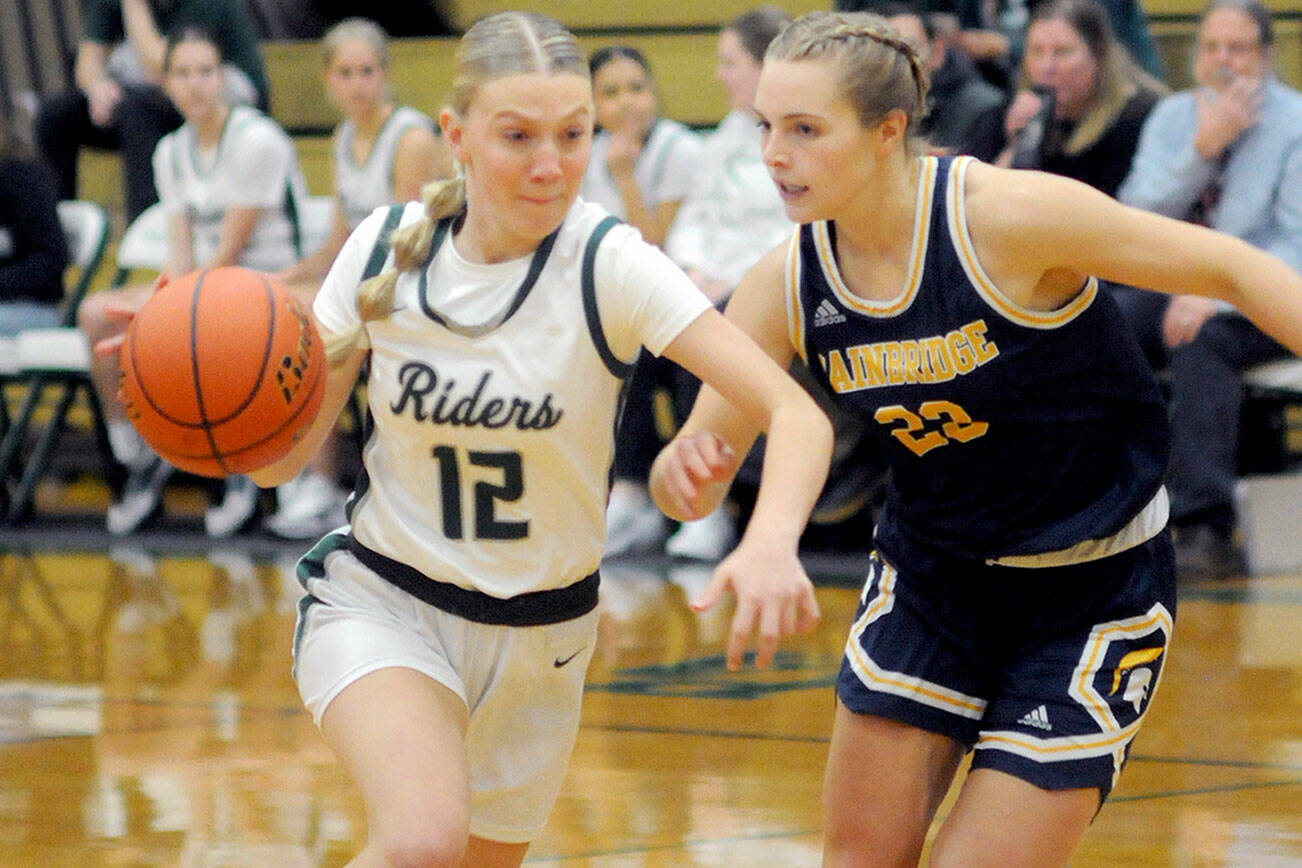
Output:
top-left (872, 109), bottom-right (909, 155)
top-left (441, 109), bottom-right (467, 165)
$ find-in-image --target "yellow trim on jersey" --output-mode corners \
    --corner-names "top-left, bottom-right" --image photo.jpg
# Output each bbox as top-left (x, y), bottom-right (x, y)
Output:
top-left (813, 157), bottom-right (938, 318)
top-left (975, 717), bottom-right (1144, 761)
top-left (946, 156), bottom-right (1097, 329)
top-left (845, 559), bottom-right (988, 719)
top-left (784, 228), bottom-right (807, 363)
top-left (974, 602), bottom-right (1172, 772)
top-left (1071, 603), bottom-right (1173, 732)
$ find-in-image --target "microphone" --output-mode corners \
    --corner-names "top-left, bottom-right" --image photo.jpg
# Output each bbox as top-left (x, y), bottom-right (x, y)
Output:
top-left (1009, 85), bottom-right (1057, 170)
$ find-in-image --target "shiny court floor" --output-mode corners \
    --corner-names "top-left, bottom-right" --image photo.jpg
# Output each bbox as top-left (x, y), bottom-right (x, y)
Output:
top-left (0, 531), bottom-right (1299, 866)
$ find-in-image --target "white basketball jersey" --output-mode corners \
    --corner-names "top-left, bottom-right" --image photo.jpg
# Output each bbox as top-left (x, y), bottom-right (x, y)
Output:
top-left (314, 199), bottom-right (711, 598)
top-left (581, 118), bottom-right (703, 219)
top-left (153, 104), bottom-right (308, 272)
top-left (333, 106), bottom-right (436, 229)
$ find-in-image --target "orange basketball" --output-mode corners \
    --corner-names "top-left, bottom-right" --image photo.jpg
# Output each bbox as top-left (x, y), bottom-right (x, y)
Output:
top-left (119, 266), bottom-right (326, 478)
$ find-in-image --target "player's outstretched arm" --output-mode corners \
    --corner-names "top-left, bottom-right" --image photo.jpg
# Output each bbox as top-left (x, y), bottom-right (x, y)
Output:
top-left (975, 163), bottom-right (1302, 356)
top-left (656, 244), bottom-right (830, 671)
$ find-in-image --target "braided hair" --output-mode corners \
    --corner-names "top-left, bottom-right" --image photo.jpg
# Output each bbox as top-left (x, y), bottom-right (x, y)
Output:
top-left (766, 11), bottom-right (930, 151)
top-left (324, 11), bottom-right (588, 366)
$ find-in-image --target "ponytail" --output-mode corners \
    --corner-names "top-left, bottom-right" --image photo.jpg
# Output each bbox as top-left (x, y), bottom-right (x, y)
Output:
top-left (323, 172), bottom-right (467, 366)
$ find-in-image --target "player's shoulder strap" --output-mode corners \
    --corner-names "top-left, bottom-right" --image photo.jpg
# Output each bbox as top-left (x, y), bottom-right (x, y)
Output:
top-left (361, 203), bottom-right (406, 281)
top-left (580, 214), bottom-right (634, 380)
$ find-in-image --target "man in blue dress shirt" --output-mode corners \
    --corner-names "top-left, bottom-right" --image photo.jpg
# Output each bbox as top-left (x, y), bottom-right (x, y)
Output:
top-left (1116, 0), bottom-right (1302, 579)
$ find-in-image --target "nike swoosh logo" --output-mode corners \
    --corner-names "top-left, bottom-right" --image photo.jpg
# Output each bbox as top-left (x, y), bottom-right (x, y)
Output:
top-left (554, 647), bottom-right (586, 668)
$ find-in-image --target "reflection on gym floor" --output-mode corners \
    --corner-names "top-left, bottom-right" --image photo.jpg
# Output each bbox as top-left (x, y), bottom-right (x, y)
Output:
top-left (0, 545), bottom-right (1299, 866)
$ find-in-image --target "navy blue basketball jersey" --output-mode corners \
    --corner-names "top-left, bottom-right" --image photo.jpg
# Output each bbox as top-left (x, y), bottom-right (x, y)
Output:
top-left (786, 156), bottom-right (1169, 571)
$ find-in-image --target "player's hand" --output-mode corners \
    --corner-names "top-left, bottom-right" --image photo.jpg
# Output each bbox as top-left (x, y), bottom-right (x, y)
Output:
top-left (692, 539), bottom-right (821, 671)
top-left (92, 273), bottom-right (170, 358)
top-left (1162, 293), bottom-right (1218, 347)
top-left (651, 430), bottom-right (737, 521)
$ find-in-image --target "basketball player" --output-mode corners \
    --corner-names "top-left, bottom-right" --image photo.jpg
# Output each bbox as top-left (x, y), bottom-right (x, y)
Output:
top-left (650, 11), bottom-right (1302, 866)
top-left (80, 26), bottom-right (308, 538)
top-left (268, 17), bottom-right (452, 540)
top-left (251, 12), bottom-right (831, 866)
top-left (275, 16), bottom-right (450, 291)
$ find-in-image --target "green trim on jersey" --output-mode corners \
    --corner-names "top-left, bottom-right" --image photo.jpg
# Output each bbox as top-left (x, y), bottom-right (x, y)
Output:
top-left (581, 215), bottom-right (634, 380)
top-left (416, 214), bottom-right (560, 338)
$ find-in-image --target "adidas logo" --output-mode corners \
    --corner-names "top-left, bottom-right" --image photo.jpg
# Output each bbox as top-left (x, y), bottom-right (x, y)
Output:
top-left (1017, 705), bottom-right (1053, 731)
top-left (812, 299), bottom-right (847, 327)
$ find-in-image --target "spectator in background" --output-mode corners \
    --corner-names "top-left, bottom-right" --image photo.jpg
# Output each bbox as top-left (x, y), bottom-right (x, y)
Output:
top-left (271, 17), bottom-right (450, 540)
top-left (884, 6), bottom-right (1006, 155)
top-left (1117, 0), bottom-right (1302, 580)
top-left (664, 6), bottom-right (793, 304)
top-left (582, 46), bottom-right (703, 246)
top-left (276, 18), bottom-right (448, 290)
top-left (605, 6), bottom-right (793, 562)
top-left (35, 0), bottom-right (268, 222)
top-left (79, 27), bottom-right (307, 538)
top-left (837, 0), bottom-right (1162, 88)
top-left (582, 45), bottom-right (706, 559)
top-left (0, 112), bottom-right (69, 335)
top-left (984, 0), bottom-right (1165, 197)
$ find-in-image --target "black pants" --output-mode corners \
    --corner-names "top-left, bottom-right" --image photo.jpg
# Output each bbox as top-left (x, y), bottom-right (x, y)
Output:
top-left (1110, 285), bottom-right (1289, 533)
top-left (35, 84), bottom-right (184, 221)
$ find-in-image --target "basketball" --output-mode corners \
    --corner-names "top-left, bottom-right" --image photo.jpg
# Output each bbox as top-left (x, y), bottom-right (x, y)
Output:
top-left (119, 266), bottom-right (327, 478)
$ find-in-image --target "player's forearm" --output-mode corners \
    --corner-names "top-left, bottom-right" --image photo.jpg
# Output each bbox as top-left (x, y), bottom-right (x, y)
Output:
top-left (742, 402), bottom-right (832, 549)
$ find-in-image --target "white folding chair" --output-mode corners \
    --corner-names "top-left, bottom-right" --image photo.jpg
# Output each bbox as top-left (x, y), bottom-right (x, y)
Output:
top-left (0, 201), bottom-right (114, 522)
top-left (110, 201), bottom-right (169, 286)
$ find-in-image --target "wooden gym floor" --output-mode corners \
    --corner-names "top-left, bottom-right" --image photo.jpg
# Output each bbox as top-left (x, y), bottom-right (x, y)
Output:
top-left (0, 520), bottom-right (1299, 866)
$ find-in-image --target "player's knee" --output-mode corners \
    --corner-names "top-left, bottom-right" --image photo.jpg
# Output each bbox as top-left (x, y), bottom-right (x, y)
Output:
top-left (822, 808), bottom-right (922, 868)
top-left (369, 805), bottom-right (470, 868)
top-left (369, 831), bottom-right (466, 868)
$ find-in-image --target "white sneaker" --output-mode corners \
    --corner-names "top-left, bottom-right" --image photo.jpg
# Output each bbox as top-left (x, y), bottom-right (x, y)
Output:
top-left (264, 471), bottom-right (347, 540)
top-left (665, 507), bottom-right (737, 561)
top-left (205, 475), bottom-right (260, 538)
top-left (106, 455), bottom-right (173, 535)
top-left (603, 484), bottom-right (668, 558)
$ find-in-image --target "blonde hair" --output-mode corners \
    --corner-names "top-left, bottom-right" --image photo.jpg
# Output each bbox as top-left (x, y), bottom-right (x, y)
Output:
top-left (325, 12), bottom-right (588, 366)
top-left (766, 11), bottom-right (930, 153)
top-left (322, 17), bottom-right (390, 70)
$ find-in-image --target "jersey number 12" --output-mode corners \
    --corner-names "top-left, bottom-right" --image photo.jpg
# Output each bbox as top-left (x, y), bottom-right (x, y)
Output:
top-left (431, 445), bottom-right (528, 540)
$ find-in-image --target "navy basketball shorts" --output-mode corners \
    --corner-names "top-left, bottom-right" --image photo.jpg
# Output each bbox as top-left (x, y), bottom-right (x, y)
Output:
top-left (836, 533), bottom-right (1176, 800)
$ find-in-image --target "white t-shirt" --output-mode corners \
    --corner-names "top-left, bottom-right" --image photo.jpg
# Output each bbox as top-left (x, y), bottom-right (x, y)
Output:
top-left (580, 118), bottom-right (703, 220)
top-left (664, 109), bottom-right (793, 289)
top-left (314, 198), bottom-right (711, 598)
top-left (333, 105), bottom-right (436, 230)
top-left (153, 104), bottom-right (308, 272)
